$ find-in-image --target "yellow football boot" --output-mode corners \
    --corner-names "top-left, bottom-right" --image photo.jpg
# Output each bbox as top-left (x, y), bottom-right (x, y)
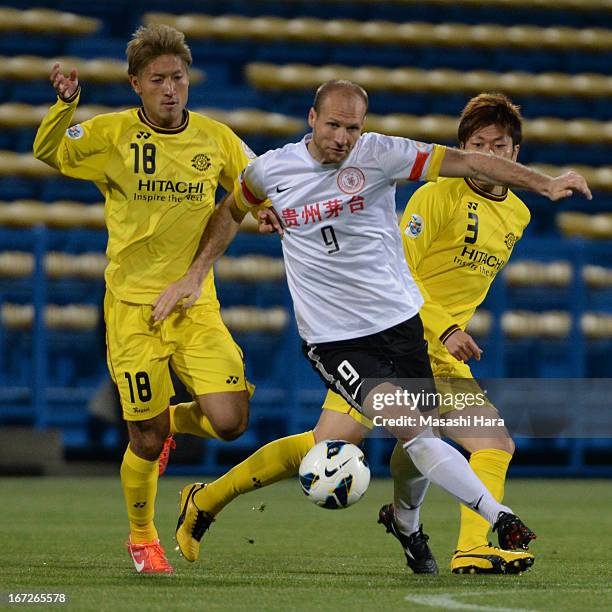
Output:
top-left (451, 543), bottom-right (535, 574)
top-left (175, 483), bottom-right (214, 562)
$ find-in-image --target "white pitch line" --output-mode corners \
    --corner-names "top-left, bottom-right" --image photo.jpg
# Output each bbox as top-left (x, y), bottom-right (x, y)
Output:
top-left (404, 591), bottom-right (540, 612)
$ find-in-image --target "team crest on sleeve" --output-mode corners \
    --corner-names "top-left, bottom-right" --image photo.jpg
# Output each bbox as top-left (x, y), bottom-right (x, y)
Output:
top-left (66, 124), bottom-right (84, 140)
top-left (241, 141), bottom-right (256, 160)
top-left (504, 232), bottom-right (517, 249)
top-left (405, 213), bottom-right (424, 238)
top-left (337, 167), bottom-right (365, 194)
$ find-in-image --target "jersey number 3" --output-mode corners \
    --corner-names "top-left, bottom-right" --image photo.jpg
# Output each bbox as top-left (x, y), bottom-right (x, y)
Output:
top-left (465, 212), bottom-right (479, 244)
top-left (130, 142), bottom-right (156, 174)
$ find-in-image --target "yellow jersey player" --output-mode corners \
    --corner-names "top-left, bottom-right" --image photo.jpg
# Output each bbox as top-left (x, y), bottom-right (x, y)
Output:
top-left (33, 24), bottom-right (255, 574)
top-left (376, 93), bottom-right (534, 575)
top-left (155, 82), bottom-right (590, 569)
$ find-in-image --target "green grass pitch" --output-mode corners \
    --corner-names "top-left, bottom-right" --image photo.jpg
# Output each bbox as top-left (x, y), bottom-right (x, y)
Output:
top-left (1, 477), bottom-right (611, 611)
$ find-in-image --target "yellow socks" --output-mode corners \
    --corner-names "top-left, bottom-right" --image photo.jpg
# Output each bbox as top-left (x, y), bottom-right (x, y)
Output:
top-left (169, 401), bottom-right (223, 440)
top-left (120, 445), bottom-right (159, 543)
top-left (456, 448), bottom-right (512, 551)
top-left (194, 431), bottom-right (316, 516)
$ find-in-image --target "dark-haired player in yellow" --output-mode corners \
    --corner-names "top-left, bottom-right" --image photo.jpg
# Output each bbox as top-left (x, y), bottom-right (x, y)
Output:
top-left (373, 92), bottom-right (533, 574)
top-left (171, 92), bottom-right (548, 575)
top-left (33, 24), bottom-right (256, 574)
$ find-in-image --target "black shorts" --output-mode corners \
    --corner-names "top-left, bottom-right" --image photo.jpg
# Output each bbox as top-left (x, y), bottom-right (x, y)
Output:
top-left (302, 314), bottom-right (435, 414)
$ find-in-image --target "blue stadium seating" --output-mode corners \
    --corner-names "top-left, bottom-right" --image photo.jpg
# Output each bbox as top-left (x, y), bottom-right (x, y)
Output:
top-left (0, 0), bottom-right (610, 475)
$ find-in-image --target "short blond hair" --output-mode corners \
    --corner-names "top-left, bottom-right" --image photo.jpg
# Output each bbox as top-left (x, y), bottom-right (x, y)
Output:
top-left (126, 24), bottom-right (192, 76)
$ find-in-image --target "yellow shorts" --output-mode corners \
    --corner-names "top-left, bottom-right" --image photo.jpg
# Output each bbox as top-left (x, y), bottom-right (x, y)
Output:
top-left (322, 389), bottom-right (374, 430)
top-left (104, 291), bottom-right (254, 421)
top-left (321, 349), bottom-right (493, 421)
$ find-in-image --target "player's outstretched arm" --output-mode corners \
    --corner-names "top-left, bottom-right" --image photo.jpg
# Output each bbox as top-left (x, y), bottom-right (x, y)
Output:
top-left (439, 148), bottom-right (592, 202)
top-left (32, 64), bottom-right (81, 167)
top-left (152, 193), bottom-right (247, 321)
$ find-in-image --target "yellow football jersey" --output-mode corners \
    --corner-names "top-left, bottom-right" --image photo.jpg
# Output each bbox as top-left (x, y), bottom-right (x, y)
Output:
top-left (401, 177), bottom-right (531, 347)
top-left (33, 90), bottom-right (253, 306)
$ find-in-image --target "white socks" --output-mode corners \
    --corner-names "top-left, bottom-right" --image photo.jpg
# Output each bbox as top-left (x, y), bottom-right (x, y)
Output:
top-left (390, 441), bottom-right (429, 535)
top-left (403, 429), bottom-right (511, 526)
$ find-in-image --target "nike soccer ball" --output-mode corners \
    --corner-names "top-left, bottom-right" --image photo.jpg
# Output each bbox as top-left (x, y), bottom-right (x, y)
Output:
top-left (298, 440), bottom-right (370, 509)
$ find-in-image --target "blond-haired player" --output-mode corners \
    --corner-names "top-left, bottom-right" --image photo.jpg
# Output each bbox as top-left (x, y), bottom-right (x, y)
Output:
top-left (33, 24), bottom-right (257, 574)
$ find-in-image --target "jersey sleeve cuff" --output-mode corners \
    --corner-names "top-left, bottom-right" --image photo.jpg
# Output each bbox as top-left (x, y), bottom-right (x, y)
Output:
top-left (58, 86), bottom-right (81, 105)
top-left (425, 144), bottom-right (446, 182)
top-left (233, 176), bottom-right (266, 212)
top-left (439, 324), bottom-right (460, 344)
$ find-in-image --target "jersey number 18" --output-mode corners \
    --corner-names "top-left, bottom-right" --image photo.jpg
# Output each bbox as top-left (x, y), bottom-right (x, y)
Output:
top-left (130, 143), bottom-right (156, 174)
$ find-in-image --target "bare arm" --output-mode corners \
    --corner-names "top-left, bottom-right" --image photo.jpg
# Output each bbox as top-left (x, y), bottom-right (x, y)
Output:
top-left (152, 193), bottom-right (247, 321)
top-left (439, 148), bottom-right (592, 202)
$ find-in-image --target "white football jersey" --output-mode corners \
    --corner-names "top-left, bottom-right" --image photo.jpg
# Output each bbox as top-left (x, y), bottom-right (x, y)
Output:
top-left (235, 132), bottom-right (445, 343)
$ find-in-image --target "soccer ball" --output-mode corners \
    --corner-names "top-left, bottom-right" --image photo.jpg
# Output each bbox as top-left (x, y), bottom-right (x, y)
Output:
top-left (298, 440), bottom-right (370, 509)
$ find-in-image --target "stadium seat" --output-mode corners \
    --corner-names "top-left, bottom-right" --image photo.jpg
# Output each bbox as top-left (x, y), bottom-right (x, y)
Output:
top-left (0, 302), bottom-right (288, 334)
top-left (0, 251), bottom-right (33, 278)
top-left (583, 265), bottom-right (612, 288)
top-left (0, 200), bottom-right (265, 232)
top-left (145, 13), bottom-right (612, 52)
top-left (0, 201), bottom-right (104, 228)
top-left (0, 104), bottom-right (303, 136)
top-left (557, 212), bottom-right (612, 239)
top-left (246, 63), bottom-right (612, 99)
top-left (502, 310), bottom-right (572, 338)
top-left (504, 261), bottom-right (573, 287)
top-left (0, 151), bottom-right (55, 178)
top-left (582, 312), bottom-right (612, 338)
top-left (1, 303), bottom-right (99, 331)
top-left (364, 114), bottom-right (612, 144)
top-left (0, 56), bottom-right (204, 84)
top-left (0, 8), bottom-right (101, 35)
top-left (465, 309), bottom-right (493, 337)
top-left (0, 251), bottom-right (286, 283)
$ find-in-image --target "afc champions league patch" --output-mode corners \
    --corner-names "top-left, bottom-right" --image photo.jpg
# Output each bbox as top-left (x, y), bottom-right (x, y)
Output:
top-left (66, 124), bottom-right (84, 140)
top-left (337, 167), bottom-right (366, 195)
top-left (241, 140), bottom-right (257, 160)
top-left (405, 213), bottom-right (424, 238)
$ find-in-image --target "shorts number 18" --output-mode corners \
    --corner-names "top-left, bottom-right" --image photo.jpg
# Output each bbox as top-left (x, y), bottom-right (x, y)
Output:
top-left (124, 371), bottom-right (152, 402)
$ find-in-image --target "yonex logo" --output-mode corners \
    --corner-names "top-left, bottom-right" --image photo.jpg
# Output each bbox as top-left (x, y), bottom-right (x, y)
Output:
top-left (136, 131), bottom-right (151, 139)
top-left (226, 375), bottom-right (239, 384)
top-left (252, 477), bottom-right (262, 489)
top-left (133, 501), bottom-right (147, 508)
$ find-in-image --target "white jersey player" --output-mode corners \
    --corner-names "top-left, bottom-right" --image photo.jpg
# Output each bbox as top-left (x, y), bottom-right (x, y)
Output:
top-left (237, 131), bottom-right (442, 343)
top-left (154, 80), bottom-right (590, 564)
